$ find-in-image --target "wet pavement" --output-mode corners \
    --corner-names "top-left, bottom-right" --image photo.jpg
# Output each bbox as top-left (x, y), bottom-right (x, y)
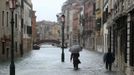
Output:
top-left (0, 44), bottom-right (126, 75)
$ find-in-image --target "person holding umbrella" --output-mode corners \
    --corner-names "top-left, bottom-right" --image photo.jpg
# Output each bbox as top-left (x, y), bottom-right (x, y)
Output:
top-left (69, 45), bottom-right (82, 70)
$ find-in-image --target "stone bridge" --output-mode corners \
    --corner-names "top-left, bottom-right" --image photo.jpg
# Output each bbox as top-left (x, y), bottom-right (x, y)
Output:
top-left (36, 39), bottom-right (61, 45)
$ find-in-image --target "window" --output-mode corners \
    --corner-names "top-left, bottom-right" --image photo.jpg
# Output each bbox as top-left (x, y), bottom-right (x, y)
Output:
top-left (29, 9), bottom-right (32, 17)
top-left (15, 14), bottom-right (17, 28)
top-left (21, 18), bottom-right (24, 28)
top-left (93, 3), bottom-right (96, 15)
top-left (27, 26), bottom-right (32, 34)
top-left (15, 42), bottom-right (17, 52)
top-left (2, 11), bottom-right (4, 26)
top-left (2, 42), bottom-right (5, 54)
top-left (7, 12), bottom-right (8, 26)
top-left (21, 0), bottom-right (24, 8)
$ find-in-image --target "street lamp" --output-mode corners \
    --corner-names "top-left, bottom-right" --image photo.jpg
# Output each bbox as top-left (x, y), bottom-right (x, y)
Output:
top-left (61, 14), bottom-right (65, 62)
top-left (9, 0), bottom-right (16, 75)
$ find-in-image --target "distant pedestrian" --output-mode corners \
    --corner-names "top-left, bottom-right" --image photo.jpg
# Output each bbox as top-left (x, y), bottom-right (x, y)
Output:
top-left (70, 53), bottom-right (81, 70)
top-left (103, 48), bottom-right (115, 71)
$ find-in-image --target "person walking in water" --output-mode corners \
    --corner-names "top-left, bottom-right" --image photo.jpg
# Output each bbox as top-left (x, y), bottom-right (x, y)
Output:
top-left (103, 48), bottom-right (115, 71)
top-left (70, 53), bottom-right (81, 70)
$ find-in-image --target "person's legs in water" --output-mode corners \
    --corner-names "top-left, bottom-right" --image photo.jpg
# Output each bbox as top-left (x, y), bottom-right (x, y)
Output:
top-left (74, 64), bottom-right (78, 70)
top-left (106, 62), bottom-right (108, 70)
top-left (76, 64), bottom-right (78, 70)
top-left (73, 64), bottom-right (75, 69)
top-left (108, 63), bottom-right (112, 71)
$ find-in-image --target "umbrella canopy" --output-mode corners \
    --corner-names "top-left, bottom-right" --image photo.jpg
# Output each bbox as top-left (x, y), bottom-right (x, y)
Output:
top-left (69, 45), bottom-right (82, 53)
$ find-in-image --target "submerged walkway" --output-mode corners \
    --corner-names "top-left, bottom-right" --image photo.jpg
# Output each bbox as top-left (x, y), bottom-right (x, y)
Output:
top-left (0, 45), bottom-right (126, 75)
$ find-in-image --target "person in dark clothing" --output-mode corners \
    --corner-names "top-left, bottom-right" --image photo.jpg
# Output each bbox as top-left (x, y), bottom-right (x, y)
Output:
top-left (103, 48), bottom-right (115, 71)
top-left (70, 53), bottom-right (81, 70)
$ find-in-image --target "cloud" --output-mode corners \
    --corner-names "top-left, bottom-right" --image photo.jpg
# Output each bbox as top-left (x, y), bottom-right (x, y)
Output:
top-left (32, 0), bottom-right (66, 21)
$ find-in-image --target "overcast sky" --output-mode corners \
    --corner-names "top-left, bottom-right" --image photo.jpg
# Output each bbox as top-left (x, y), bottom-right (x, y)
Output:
top-left (32, 0), bottom-right (67, 22)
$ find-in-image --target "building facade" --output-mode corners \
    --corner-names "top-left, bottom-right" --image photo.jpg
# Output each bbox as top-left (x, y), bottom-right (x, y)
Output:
top-left (95, 0), bottom-right (104, 52)
top-left (62, 0), bottom-right (82, 47)
top-left (0, 0), bottom-right (12, 60)
top-left (83, 0), bottom-right (96, 50)
top-left (32, 10), bottom-right (37, 44)
top-left (0, 0), bottom-right (33, 60)
top-left (105, 0), bottom-right (134, 75)
top-left (36, 21), bottom-right (61, 43)
top-left (0, 0), bottom-right (23, 59)
top-left (22, 0), bottom-right (33, 52)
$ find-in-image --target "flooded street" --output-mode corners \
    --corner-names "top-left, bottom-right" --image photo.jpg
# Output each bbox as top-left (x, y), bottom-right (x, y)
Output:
top-left (0, 44), bottom-right (126, 75)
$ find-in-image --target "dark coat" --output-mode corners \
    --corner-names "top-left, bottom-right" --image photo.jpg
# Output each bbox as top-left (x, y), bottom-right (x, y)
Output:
top-left (70, 53), bottom-right (81, 64)
top-left (103, 52), bottom-right (115, 64)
